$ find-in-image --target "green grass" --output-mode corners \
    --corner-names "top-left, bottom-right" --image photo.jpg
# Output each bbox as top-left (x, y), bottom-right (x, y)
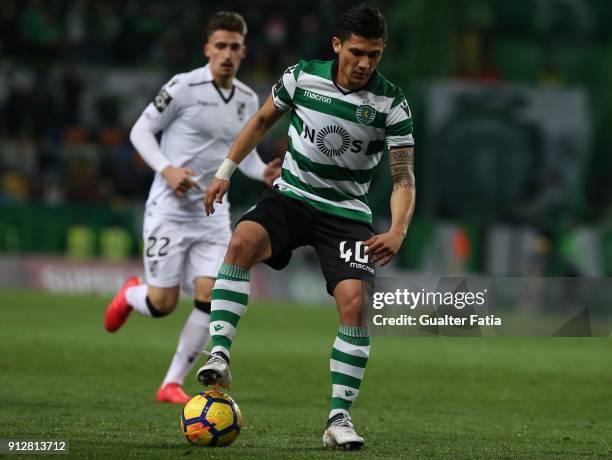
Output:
top-left (0, 289), bottom-right (610, 459)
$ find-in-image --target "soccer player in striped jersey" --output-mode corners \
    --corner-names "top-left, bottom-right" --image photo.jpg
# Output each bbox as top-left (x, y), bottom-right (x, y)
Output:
top-left (104, 12), bottom-right (280, 404)
top-left (198, 5), bottom-right (415, 449)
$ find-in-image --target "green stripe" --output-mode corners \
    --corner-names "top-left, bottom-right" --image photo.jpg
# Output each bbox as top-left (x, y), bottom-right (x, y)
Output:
top-left (331, 371), bottom-right (362, 389)
top-left (293, 88), bottom-right (386, 129)
top-left (339, 324), bottom-right (370, 337)
top-left (217, 272), bottom-right (248, 282)
top-left (293, 60), bottom-right (307, 80)
top-left (218, 263), bottom-right (249, 281)
top-left (365, 72), bottom-right (402, 99)
top-left (299, 60), bottom-right (333, 81)
top-left (287, 137), bottom-right (375, 184)
top-left (211, 334), bottom-right (232, 352)
top-left (331, 348), bottom-right (368, 368)
top-left (275, 84), bottom-right (292, 107)
top-left (290, 112), bottom-right (303, 134)
top-left (211, 310), bottom-right (241, 327)
top-left (277, 188), bottom-right (372, 224)
top-left (211, 289), bottom-right (249, 306)
top-left (338, 332), bottom-right (371, 346)
top-left (280, 168), bottom-right (367, 204)
top-left (387, 118), bottom-right (413, 137)
top-left (331, 397), bottom-right (353, 410)
top-left (365, 139), bottom-right (386, 156)
top-left (391, 95), bottom-right (406, 109)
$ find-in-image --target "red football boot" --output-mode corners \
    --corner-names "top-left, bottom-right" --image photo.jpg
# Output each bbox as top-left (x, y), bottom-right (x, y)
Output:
top-left (104, 276), bottom-right (141, 332)
top-left (156, 383), bottom-right (191, 404)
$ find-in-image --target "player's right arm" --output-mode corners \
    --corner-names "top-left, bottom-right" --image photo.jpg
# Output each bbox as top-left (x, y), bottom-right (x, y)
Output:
top-left (205, 96), bottom-right (284, 214)
top-left (130, 78), bottom-right (199, 197)
top-left (205, 63), bottom-right (302, 215)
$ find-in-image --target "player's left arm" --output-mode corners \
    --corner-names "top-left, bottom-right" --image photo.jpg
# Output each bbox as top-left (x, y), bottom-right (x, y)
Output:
top-left (364, 146), bottom-right (415, 266)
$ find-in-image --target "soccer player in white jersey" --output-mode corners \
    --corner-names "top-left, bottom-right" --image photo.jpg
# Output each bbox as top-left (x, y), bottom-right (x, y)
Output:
top-left (104, 12), bottom-right (280, 404)
top-left (198, 5), bottom-right (415, 449)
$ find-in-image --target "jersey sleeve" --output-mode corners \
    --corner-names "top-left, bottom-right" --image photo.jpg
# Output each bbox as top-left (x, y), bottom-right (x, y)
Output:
top-left (271, 62), bottom-right (302, 112)
top-left (385, 89), bottom-right (415, 149)
top-left (141, 75), bottom-right (189, 132)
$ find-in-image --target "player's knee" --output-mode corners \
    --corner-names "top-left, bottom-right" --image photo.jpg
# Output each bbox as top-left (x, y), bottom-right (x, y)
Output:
top-left (146, 291), bottom-right (178, 315)
top-left (346, 291), bottom-right (363, 312)
top-left (341, 290), bottom-right (365, 324)
top-left (225, 233), bottom-right (258, 267)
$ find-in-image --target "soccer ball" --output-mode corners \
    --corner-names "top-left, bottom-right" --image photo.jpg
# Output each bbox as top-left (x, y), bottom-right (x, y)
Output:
top-left (180, 390), bottom-right (242, 447)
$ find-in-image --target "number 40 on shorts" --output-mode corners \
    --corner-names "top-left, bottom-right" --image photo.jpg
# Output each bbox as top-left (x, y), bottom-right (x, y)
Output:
top-left (339, 241), bottom-right (368, 263)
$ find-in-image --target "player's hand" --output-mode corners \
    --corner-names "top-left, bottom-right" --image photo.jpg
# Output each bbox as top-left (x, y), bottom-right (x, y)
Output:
top-left (363, 229), bottom-right (405, 267)
top-left (204, 177), bottom-right (230, 216)
top-left (161, 165), bottom-right (200, 197)
top-left (263, 158), bottom-right (282, 187)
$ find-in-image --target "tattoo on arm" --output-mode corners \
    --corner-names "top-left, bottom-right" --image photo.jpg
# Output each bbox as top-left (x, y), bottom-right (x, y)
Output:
top-left (389, 147), bottom-right (415, 190)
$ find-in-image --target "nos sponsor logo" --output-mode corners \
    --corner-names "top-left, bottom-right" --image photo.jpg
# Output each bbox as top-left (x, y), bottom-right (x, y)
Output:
top-left (302, 123), bottom-right (363, 157)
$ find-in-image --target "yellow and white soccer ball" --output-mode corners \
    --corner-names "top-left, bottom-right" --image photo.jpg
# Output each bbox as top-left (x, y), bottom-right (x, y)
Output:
top-left (180, 390), bottom-right (243, 447)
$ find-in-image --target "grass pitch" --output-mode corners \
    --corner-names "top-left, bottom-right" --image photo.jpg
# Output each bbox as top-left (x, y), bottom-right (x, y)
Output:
top-left (0, 289), bottom-right (610, 459)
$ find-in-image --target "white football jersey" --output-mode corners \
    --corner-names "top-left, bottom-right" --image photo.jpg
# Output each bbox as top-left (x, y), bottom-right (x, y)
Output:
top-left (140, 64), bottom-right (260, 220)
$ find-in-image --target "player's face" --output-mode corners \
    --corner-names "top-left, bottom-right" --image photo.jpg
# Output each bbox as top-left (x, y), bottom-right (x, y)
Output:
top-left (204, 30), bottom-right (246, 80)
top-left (332, 34), bottom-right (385, 89)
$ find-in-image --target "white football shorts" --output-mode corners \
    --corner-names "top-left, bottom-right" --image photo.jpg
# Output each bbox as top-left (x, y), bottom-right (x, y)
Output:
top-left (142, 213), bottom-right (232, 296)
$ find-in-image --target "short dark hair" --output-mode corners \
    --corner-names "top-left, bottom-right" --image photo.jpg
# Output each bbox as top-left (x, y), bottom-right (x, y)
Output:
top-left (206, 11), bottom-right (247, 38)
top-left (336, 4), bottom-right (387, 42)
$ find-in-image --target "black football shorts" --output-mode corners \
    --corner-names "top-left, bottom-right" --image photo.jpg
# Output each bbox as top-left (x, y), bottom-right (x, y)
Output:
top-left (238, 188), bottom-right (376, 295)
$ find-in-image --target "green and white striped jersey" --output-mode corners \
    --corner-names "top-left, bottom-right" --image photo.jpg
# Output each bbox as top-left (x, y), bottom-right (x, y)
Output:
top-left (271, 59), bottom-right (414, 224)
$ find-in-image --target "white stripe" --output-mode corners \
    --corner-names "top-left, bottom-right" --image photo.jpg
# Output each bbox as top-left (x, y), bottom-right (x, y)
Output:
top-left (210, 321), bottom-right (237, 340)
top-left (214, 278), bottom-right (250, 295)
top-left (386, 103), bottom-right (411, 125)
top-left (332, 384), bottom-right (360, 399)
top-left (299, 72), bottom-right (394, 109)
top-left (283, 151), bottom-right (369, 196)
top-left (330, 359), bottom-right (366, 379)
top-left (334, 337), bottom-right (371, 357)
top-left (211, 299), bottom-right (247, 316)
top-left (275, 181), bottom-right (371, 216)
top-left (282, 71), bottom-right (298, 98)
top-left (386, 134), bottom-right (415, 147)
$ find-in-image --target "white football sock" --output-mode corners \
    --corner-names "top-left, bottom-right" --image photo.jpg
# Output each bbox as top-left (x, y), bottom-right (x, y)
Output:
top-left (125, 284), bottom-right (152, 317)
top-left (162, 308), bottom-right (211, 385)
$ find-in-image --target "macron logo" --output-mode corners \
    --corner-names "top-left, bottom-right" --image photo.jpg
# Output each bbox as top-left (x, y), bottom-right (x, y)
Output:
top-left (213, 325), bottom-right (224, 332)
top-left (304, 90), bottom-right (331, 104)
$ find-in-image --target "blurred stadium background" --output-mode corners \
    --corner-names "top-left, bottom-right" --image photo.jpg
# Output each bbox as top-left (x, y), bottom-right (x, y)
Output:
top-left (1, 2), bottom-right (611, 458)
top-left (0, 0), bottom-right (611, 298)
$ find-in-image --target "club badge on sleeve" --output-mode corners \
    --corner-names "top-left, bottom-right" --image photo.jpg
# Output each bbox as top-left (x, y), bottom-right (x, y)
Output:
top-left (154, 88), bottom-right (173, 113)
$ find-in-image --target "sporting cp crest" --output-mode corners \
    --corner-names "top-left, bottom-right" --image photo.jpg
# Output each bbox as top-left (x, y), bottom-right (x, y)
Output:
top-left (356, 103), bottom-right (376, 125)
